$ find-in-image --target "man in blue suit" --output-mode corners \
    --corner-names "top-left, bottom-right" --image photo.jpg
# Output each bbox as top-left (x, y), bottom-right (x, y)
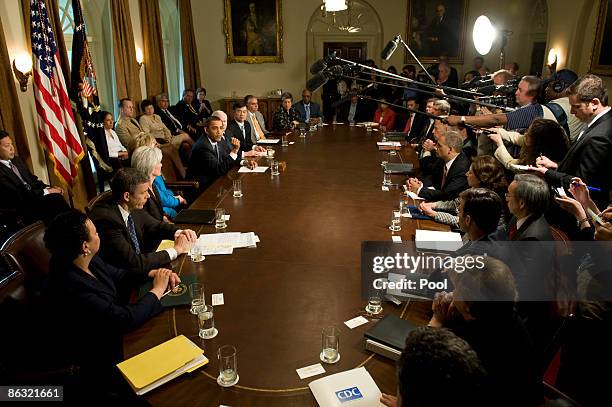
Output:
top-left (293, 89), bottom-right (323, 124)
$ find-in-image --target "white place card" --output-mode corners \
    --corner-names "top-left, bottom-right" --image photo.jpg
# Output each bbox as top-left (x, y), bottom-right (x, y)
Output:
top-left (381, 186), bottom-right (389, 191)
top-left (391, 235), bottom-right (402, 242)
top-left (223, 214), bottom-right (230, 221)
top-left (296, 363), bottom-right (326, 380)
top-left (344, 316), bottom-right (369, 329)
top-left (289, 141), bottom-right (295, 145)
top-left (212, 293), bottom-right (224, 306)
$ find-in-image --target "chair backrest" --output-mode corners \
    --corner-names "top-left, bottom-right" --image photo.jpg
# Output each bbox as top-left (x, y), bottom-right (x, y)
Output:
top-left (0, 252), bottom-right (24, 304)
top-left (86, 190), bottom-right (112, 215)
top-left (0, 221), bottom-right (50, 303)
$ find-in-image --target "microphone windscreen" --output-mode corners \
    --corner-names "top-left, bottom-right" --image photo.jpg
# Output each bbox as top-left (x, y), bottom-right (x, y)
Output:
top-left (381, 37), bottom-right (399, 60)
top-left (310, 59), bottom-right (327, 75)
top-left (306, 73), bottom-right (328, 93)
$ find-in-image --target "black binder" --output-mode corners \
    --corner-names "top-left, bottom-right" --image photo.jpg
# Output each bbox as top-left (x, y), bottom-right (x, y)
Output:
top-left (174, 209), bottom-right (215, 224)
top-left (364, 314), bottom-right (418, 352)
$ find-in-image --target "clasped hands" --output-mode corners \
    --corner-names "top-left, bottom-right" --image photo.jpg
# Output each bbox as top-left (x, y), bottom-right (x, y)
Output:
top-left (406, 177), bottom-right (423, 194)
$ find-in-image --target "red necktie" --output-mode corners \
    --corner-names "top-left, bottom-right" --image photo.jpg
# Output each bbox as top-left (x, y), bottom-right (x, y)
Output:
top-left (508, 224), bottom-right (518, 240)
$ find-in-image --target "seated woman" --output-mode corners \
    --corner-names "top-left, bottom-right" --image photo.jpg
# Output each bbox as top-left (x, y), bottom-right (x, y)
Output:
top-left (139, 99), bottom-right (194, 161)
top-left (134, 132), bottom-right (186, 181)
top-left (195, 87), bottom-right (213, 118)
top-left (419, 155), bottom-right (508, 229)
top-left (272, 92), bottom-right (300, 131)
top-left (429, 256), bottom-right (542, 407)
top-left (373, 99), bottom-right (397, 131)
top-left (131, 145), bottom-right (186, 221)
top-left (102, 111), bottom-right (129, 167)
top-left (43, 210), bottom-right (179, 402)
top-left (488, 118), bottom-right (569, 170)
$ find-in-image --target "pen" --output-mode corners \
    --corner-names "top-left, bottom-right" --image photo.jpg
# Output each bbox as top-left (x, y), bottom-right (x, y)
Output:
top-left (571, 181), bottom-right (602, 192)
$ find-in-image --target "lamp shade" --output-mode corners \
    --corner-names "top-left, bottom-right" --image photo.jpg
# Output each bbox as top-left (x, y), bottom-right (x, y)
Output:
top-left (325, 0), bottom-right (347, 12)
top-left (473, 15), bottom-right (495, 55)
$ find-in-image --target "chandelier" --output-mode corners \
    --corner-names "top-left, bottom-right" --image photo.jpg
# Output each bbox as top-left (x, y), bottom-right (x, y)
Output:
top-left (320, 0), bottom-right (361, 33)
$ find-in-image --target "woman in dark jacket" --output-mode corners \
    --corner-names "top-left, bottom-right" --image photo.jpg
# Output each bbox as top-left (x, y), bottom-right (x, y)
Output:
top-left (43, 209), bottom-right (179, 403)
top-left (272, 92), bottom-right (300, 130)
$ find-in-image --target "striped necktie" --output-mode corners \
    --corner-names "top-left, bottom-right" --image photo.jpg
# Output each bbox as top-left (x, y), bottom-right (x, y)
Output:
top-left (126, 214), bottom-right (141, 254)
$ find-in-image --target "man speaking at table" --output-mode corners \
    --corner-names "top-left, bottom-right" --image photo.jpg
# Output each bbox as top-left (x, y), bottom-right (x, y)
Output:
top-left (90, 168), bottom-right (197, 273)
top-left (188, 116), bottom-right (257, 189)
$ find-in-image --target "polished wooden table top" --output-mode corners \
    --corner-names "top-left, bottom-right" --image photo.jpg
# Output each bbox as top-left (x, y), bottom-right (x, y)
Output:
top-left (123, 124), bottom-right (448, 406)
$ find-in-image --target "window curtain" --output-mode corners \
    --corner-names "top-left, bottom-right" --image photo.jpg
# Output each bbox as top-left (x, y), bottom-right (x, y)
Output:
top-left (139, 0), bottom-right (167, 100)
top-left (178, 0), bottom-right (201, 90)
top-left (110, 0), bottom-right (142, 104)
top-left (0, 16), bottom-right (30, 166)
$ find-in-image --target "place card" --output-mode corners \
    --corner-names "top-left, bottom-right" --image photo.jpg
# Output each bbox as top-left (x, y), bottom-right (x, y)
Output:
top-left (344, 316), bottom-right (369, 329)
top-left (391, 235), bottom-right (402, 242)
top-left (224, 214), bottom-right (230, 221)
top-left (212, 293), bottom-right (224, 306)
top-left (296, 363), bottom-right (326, 379)
top-left (381, 186), bottom-right (389, 191)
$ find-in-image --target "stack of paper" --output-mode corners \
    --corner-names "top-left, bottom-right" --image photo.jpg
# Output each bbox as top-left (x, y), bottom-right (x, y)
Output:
top-left (256, 138), bottom-right (280, 144)
top-left (195, 232), bottom-right (261, 255)
top-left (377, 141), bottom-right (401, 151)
top-left (117, 335), bottom-right (208, 395)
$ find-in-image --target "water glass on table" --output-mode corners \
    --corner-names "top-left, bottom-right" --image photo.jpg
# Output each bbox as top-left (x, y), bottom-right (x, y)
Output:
top-left (281, 134), bottom-right (289, 146)
top-left (189, 244), bottom-right (204, 262)
top-left (320, 326), bottom-right (340, 364)
top-left (366, 288), bottom-right (383, 316)
top-left (389, 210), bottom-right (401, 232)
top-left (271, 160), bottom-right (280, 175)
top-left (217, 345), bottom-right (239, 387)
top-left (189, 283), bottom-right (205, 314)
top-left (197, 305), bottom-right (218, 339)
top-left (233, 179), bottom-right (243, 198)
top-left (215, 208), bottom-right (227, 229)
top-left (383, 171), bottom-right (392, 186)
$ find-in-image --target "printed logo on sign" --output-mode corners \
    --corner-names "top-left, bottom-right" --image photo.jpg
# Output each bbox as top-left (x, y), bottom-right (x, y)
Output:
top-left (335, 387), bottom-right (363, 403)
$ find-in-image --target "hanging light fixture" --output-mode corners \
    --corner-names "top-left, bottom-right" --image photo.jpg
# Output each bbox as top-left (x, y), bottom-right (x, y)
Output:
top-left (324, 0), bottom-right (347, 12)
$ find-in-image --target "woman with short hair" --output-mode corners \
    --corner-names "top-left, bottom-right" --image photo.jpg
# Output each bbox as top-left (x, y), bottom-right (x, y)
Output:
top-left (272, 92), bottom-right (300, 130)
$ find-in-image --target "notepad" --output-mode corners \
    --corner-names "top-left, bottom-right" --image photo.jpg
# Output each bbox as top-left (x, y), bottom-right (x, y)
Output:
top-left (117, 335), bottom-right (208, 395)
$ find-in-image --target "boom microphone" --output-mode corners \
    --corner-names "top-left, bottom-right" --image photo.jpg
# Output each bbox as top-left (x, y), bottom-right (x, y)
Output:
top-left (309, 51), bottom-right (338, 75)
top-left (306, 72), bottom-right (329, 93)
top-left (381, 35), bottom-right (401, 60)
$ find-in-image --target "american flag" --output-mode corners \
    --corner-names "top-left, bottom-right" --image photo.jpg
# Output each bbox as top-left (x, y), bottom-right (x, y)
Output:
top-left (30, 0), bottom-right (84, 185)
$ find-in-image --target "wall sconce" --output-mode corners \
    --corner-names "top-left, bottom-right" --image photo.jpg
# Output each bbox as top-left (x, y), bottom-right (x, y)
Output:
top-left (547, 48), bottom-right (558, 73)
top-left (135, 47), bottom-right (144, 68)
top-left (12, 53), bottom-right (33, 92)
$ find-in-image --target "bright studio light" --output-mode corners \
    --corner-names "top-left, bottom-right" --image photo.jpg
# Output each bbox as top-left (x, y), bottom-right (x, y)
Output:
top-left (547, 48), bottom-right (558, 65)
top-left (473, 15), bottom-right (495, 55)
top-left (324, 0), bottom-right (347, 12)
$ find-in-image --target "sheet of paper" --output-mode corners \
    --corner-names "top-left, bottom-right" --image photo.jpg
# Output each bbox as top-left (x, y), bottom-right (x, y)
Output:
top-left (243, 150), bottom-right (267, 157)
top-left (238, 166), bottom-right (269, 173)
top-left (212, 293), bottom-right (224, 306)
top-left (196, 233), bottom-right (240, 255)
top-left (224, 214), bottom-right (230, 221)
top-left (381, 186), bottom-right (389, 191)
top-left (289, 141), bottom-right (295, 145)
top-left (392, 235), bottom-right (402, 242)
top-left (377, 141), bottom-right (401, 147)
top-left (253, 235), bottom-right (260, 243)
top-left (344, 316), bottom-right (369, 329)
top-left (296, 363), bottom-right (326, 380)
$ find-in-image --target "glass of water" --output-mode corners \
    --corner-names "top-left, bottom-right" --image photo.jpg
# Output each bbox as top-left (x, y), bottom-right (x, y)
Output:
top-left (189, 283), bottom-right (204, 314)
top-left (281, 134), bottom-right (289, 146)
top-left (215, 208), bottom-right (226, 229)
top-left (389, 210), bottom-right (401, 232)
top-left (266, 147), bottom-right (275, 158)
top-left (320, 326), bottom-right (340, 364)
top-left (233, 179), bottom-right (243, 198)
top-left (217, 345), bottom-right (239, 387)
top-left (366, 123), bottom-right (372, 134)
top-left (271, 160), bottom-right (280, 175)
top-left (399, 198), bottom-right (405, 215)
top-left (299, 126), bottom-right (307, 138)
top-left (197, 305), bottom-right (218, 339)
top-left (383, 171), bottom-right (392, 186)
top-left (190, 244), bottom-right (204, 262)
top-left (366, 288), bottom-right (383, 316)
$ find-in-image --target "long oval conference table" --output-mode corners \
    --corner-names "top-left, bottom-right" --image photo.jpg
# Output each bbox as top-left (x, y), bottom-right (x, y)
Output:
top-left (123, 124), bottom-right (450, 406)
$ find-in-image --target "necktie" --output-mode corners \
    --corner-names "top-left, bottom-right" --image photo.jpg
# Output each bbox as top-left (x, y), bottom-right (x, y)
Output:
top-left (251, 114), bottom-right (265, 141)
top-left (165, 109), bottom-right (182, 130)
top-left (305, 105), bottom-right (310, 122)
top-left (213, 143), bottom-right (220, 162)
top-left (126, 214), bottom-right (141, 254)
top-left (239, 124), bottom-right (245, 139)
top-left (508, 224), bottom-right (518, 240)
top-left (404, 114), bottom-right (412, 133)
top-left (9, 161), bottom-right (30, 190)
top-left (441, 165), bottom-right (448, 188)
top-left (575, 124), bottom-right (587, 142)
top-left (130, 118), bottom-right (141, 130)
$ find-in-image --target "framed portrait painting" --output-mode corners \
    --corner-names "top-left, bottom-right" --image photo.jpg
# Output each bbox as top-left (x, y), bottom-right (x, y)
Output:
top-left (224, 0), bottom-right (284, 63)
top-left (590, 0), bottom-right (612, 76)
top-left (405, 0), bottom-right (469, 64)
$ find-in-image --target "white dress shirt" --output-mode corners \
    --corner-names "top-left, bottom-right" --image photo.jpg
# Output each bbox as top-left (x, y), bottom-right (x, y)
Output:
top-left (117, 205), bottom-right (178, 260)
top-left (105, 128), bottom-right (127, 158)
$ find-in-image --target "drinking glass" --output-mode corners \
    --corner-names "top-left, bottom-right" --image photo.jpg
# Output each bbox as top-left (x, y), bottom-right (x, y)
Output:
top-left (383, 171), bottom-right (392, 186)
top-left (189, 283), bottom-right (204, 314)
top-left (197, 305), bottom-right (218, 339)
top-left (320, 326), bottom-right (340, 364)
top-left (189, 245), bottom-right (204, 262)
top-left (366, 123), bottom-right (372, 134)
top-left (271, 160), bottom-right (280, 176)
top-left (266, 147), bottom-right (275, 158)
top-left (389, 210), bottom-right (401, 232)
top-left (215, 208), bottom-right (226, 229)
top-left (233, 180), bottom-right (243, 198)
top-left (299, 128), bottom-right (307, 138)
top-left (309, 124), bottom-right (317, 132)
top-left (366, 288), bottom-right (383, 315)
top-left (217, 345), bottom-right (239, 387)
top-left (281, 134), bottom-right (289, 147)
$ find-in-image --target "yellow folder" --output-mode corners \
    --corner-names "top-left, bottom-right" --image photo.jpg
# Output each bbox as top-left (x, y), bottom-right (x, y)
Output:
top-left (117, 335), bottom-right (208, 395)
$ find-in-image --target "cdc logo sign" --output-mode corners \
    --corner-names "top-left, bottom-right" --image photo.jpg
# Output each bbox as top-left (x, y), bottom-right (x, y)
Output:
top-left (335, 387), bottom-right (363, 403)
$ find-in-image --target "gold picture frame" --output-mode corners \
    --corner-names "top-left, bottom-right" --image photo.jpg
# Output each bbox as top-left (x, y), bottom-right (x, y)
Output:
top-left (223, 0), bottom-right (284, 64)
top-left (590, 0), bottom-right (612, 76)
top-left (405, 0), bottom-right (469, 64)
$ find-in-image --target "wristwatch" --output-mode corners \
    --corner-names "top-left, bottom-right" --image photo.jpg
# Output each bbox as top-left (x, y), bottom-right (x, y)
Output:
top-left (460, 116), bottom-right (466, 125)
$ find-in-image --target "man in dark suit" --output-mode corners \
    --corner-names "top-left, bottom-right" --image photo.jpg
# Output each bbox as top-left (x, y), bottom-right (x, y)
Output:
top-left (172, 89), bottom-right (199, 138)
top-left (155, 93), bottom-right (189, 137)
top-left (89, 168), bottom-right (197, 273)
top-left (336, 92), bottom-right (369, 123)
top-left (402, 98), bottom-right (428, 141)
top-left (407, 130), bottom-right (470, 201)
top-left (535, 74), bottom-right (612, 208)
top-left (293, 89), bottom-right (323, 124)
top-left (225, 101), bottom-right (267, 156)
top-left (0, 130), bottom-right (69, 227)
top-left (187, 116), bottom-right (257, 190)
